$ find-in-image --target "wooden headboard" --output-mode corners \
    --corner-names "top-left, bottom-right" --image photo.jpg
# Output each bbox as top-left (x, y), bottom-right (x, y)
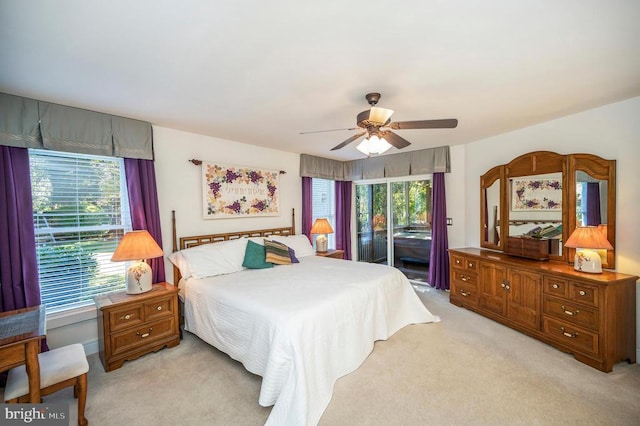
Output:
top-left (170, 208), bottom-right (296, 283)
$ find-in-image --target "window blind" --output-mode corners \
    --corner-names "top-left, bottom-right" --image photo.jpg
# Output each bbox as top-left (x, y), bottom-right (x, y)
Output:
top-left (30, 149), bottom-right (132, 312)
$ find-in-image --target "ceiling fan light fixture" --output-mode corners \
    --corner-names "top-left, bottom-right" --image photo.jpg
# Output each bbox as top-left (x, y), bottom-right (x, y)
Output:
top-left (356, 134), bottom-right (392, 156)
top-left (368, 107), bottom-right (394, 125)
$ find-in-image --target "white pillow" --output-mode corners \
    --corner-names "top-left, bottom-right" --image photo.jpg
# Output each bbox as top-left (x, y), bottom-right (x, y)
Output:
top-left (271, 234), bottom-right (315, 258)
top-left (169, 238), bottom-right (248, 279)
top-left (167, 251), bottom-right (192, 280)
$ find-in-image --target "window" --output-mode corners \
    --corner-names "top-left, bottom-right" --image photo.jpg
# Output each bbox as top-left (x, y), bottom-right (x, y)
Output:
top-left (29, 149), bottom-right (132, 313)
top-left (311, 178), bottom-right (336, 249)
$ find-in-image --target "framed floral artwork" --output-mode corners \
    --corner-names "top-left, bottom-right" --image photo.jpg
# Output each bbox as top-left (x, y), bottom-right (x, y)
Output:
top-left (202, 162), bottom-right (280, 219)
top-left (511, 178), bottom-right (562, 211)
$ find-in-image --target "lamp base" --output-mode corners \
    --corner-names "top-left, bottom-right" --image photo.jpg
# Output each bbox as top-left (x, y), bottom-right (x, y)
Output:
top-left (126, 260), bottom-right (154, 294)
top-left (316, 235), bottom-right (328, 253)
top-left (573, 249), bottom-right (602, 274)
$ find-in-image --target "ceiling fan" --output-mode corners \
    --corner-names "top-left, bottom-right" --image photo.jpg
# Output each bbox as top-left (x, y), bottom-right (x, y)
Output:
top-left (301, 92), bottom-right (458, 155)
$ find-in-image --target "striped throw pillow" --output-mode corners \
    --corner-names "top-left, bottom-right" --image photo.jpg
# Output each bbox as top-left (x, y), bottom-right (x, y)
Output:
top-left (264, 239), bottom-right (293, 265)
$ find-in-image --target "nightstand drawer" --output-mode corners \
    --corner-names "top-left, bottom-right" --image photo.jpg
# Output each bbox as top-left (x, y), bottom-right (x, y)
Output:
top-left (452, 270), bottom-right (477, 286)
top-left (110, 317), bottom-right (176, 358)
top-left (569, 282), bottom-right (598, 307)
top-left (144, 296), bottom-right (174, 322)
top-left (543, 276), bottom-right (568, 298)
top-left (109, 305), bottom-right (144, 332)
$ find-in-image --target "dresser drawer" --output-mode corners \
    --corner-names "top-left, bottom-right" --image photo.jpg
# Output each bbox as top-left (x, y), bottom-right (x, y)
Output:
top-left (110, 317), bottom-right (176, 358)
top-left (144, 296), bottom-right (174, 322)
top-left (452, 270), bottom-right (477, 286)
top-left (569, 282), bottom-right (598, 308)
top-left (109, 305), bottom-right (144, 332)
top-left (543, 296), bottom-right (598, 331)
top-left (543, 317), bottom-right (599, 356)
top-left (451, 281), bottom-right (478, 306)
top-left (543, 276), bottom-right (568, 298)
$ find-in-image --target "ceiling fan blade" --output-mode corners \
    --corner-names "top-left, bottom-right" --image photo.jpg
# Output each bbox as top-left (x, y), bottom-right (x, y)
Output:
top-left (381, 131), bottom-right (411, 149)
top-left (389, 118), bottom-right (458, 130)
top-left (300, 127), bottom-right (358, 135)
top-left (331, 132), bottom-right (367, 151)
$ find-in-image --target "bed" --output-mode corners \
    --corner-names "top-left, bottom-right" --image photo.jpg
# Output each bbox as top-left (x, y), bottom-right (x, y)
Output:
top-left (169, 210), bottom-right (440, 425)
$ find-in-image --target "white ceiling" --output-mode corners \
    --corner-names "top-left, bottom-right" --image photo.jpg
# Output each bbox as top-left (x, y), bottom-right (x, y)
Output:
top-left (1, 1), bottom-right (639, 161)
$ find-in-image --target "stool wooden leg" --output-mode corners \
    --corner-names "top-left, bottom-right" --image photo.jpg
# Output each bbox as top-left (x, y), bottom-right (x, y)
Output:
top-left (77, 373), bottom-right (88, 426)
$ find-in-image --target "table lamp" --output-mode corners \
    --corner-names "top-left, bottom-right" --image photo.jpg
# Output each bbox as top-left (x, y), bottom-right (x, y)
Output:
top-left (111, 230), bottom-right (164, 294)
top-left (564, 226), bottom-right (613, 273)
top-left (310, 218), bottom-right (334, 253)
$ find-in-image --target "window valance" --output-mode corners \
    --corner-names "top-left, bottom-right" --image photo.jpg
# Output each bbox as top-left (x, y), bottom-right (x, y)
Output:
top-left (0, 92), bottom-right (153, 160)
top-left (300, 145), bottom-right (450, 180)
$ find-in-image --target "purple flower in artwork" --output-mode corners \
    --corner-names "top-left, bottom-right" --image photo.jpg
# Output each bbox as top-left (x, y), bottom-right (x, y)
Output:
top-left (267, 183), bottom-right (276, 197)
top-left (547, 200), bottom-right (559, 209)
top-left (253, 200), bottom-right (266, 211)
top-left (549, 181), bottom-right (561, 190)
top-left (226, 201), bottom-right (242, 213)
top-left (209, 181), bottom-right (221, 196)
top-left (249, 171), bottom-right (261, 184)
top-left (526, 200), bottom-right (539, 208)
top-left (225, 169), bottom-right (241, 183)
top-left (516, 188), bottom-right (525, 199)
top-left (529, 180), bottom-right (541, 189)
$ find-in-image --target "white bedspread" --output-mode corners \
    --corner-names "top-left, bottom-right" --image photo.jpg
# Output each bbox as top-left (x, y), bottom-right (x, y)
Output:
top-left (183, 256), bottom-right (440, 425)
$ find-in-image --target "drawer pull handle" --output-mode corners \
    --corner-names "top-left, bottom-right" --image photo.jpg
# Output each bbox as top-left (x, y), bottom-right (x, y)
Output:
top-left (121, 314), bottom-right (132, 320)
top-left (460, 290), bottom-right (471, 297)
top-left (136, 328), bottom-right (153, 338)
top-left (578, 290), bottom-right (586, 296)
top-left (460, 275), bottom-right (469, 282)
top-left (156, 306), bottom-right (163, 311)
top-left (560, 327), bottom-right (578, 338)
top-left (505, 284), bottom-right (510, 291)
top-left (456, 259), bottom-right (461, 265)
top-left (561, 306), bottom-right (579, 316)
top-left (552, 284), bottom-right (559, 289)
top-left (468, 262), bottom-right (474, 268)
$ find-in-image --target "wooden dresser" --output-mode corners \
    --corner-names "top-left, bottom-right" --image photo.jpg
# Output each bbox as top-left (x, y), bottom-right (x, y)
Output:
top-left (95, 282), bottom-right (180, 372)
top-left (449, 248), bottom-right (637, 372)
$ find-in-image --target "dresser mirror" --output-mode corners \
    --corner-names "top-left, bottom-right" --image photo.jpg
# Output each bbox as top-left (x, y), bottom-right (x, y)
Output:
top-left (567, 153), bottom-right (616, 269)
top-left (480, 151), bottom-right (616, 268)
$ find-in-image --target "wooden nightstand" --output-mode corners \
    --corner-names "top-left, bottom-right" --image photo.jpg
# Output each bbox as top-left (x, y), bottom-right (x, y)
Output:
top-left (316, 249), bottom-right (345, 259)
top-left (94, 282), bottom-right (180, 372)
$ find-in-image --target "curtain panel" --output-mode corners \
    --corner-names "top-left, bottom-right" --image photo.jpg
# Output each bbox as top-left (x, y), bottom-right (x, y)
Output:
top-left (300, 146), bottom-right (450, 180)
top-left (0, 146), bottom-right (42, 312)
top-left (428, 172), bottom-right (450, 290)
top-left (0, 92), bottom-right (153, 160)
top-left (335, 181), bottom-right (352, 260)
top-left (124, 159), bottom-right (166, 283)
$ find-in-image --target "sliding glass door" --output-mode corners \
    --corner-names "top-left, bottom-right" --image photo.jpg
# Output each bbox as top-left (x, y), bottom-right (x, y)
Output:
top-left (355, 177), bottom-right (432, 283)
top-left (355, 183), bottom-right (388, 264)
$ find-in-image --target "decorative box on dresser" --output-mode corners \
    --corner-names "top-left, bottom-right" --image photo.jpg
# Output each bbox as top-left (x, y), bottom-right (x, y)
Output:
top-left (95, 282), bottom-right (180, 372)
top-left (449, 248), bottom-right (637, 372)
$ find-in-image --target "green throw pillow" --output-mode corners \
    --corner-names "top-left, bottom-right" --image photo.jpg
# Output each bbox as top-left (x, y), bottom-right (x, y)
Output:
top-left (242, 240), bottom-right (273, 269)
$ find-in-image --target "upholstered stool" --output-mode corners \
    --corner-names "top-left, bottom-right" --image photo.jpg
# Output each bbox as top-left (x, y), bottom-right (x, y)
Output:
top-left (4, 343), bottom-right (89, 426)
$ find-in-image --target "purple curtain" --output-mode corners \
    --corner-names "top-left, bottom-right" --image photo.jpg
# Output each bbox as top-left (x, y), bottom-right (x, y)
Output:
top-left (124, 158), bottom-right (165, 283)
top-left (428, 173), bottom-right (450, 290)
top-left (585, 182), bottom-right (601, 226)
top-left (335, 181), bottom-right (352, 260)
top-left (0, 146), bottom-right (42, 312)
top-left (302, 177), bottom-right (313, 240)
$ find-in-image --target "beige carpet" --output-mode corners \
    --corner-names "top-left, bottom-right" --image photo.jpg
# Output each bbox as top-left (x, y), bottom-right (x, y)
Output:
top-left (6, 287), bottom-right (640, 425)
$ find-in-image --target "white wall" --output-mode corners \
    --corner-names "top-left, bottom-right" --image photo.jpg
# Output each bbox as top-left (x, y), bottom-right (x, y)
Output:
top-left (459, 96), bottom-right (640, 360)
top-left (153, 126), bottom-right (302, 283)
